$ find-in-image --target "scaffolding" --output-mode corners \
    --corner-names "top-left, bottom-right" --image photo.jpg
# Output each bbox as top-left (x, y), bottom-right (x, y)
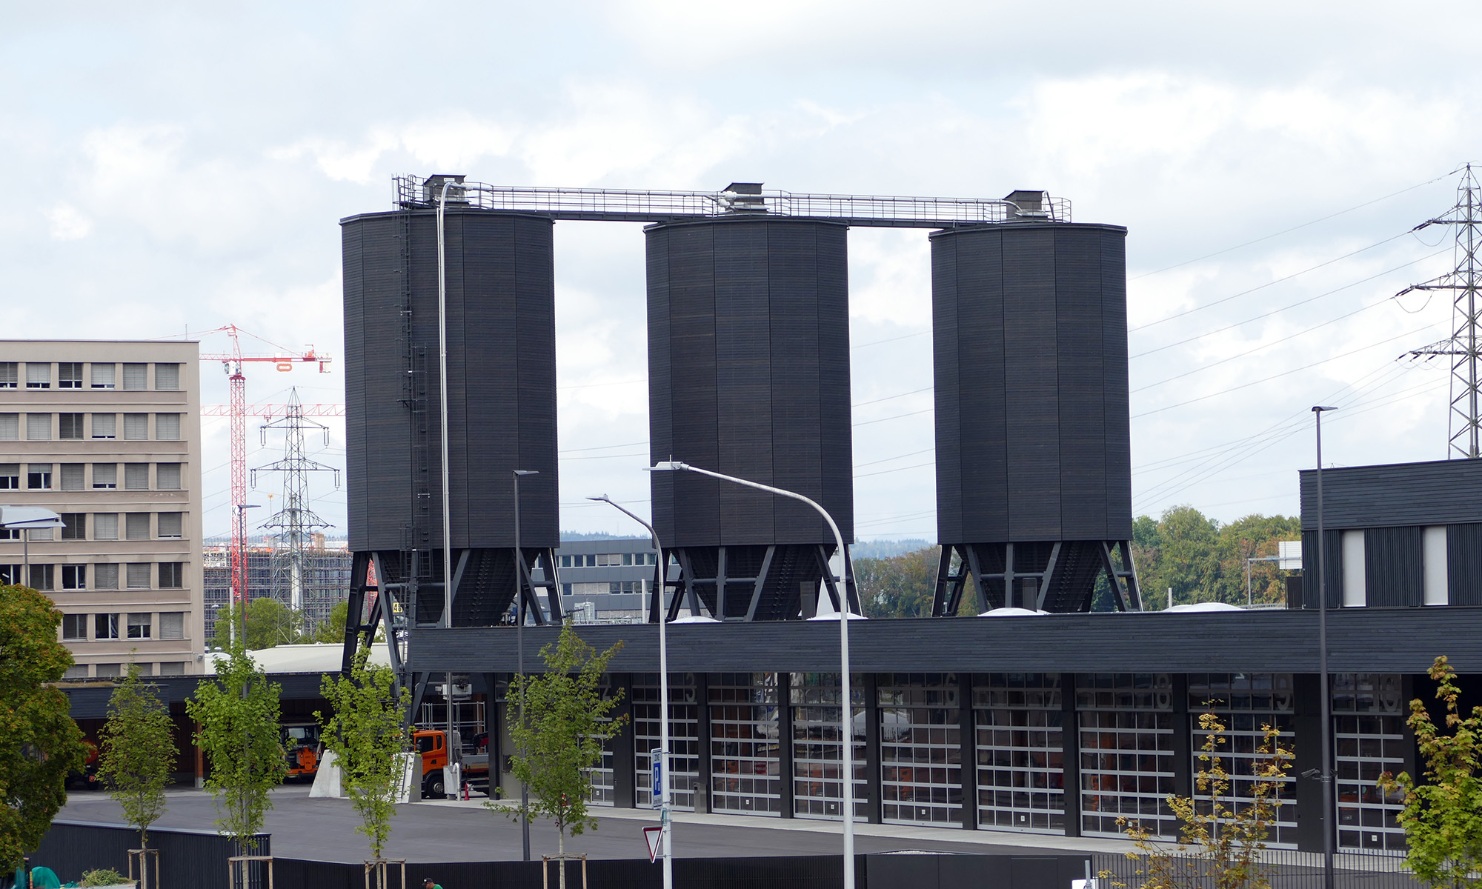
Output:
top-left (204, 542), bottom-right (353, 641)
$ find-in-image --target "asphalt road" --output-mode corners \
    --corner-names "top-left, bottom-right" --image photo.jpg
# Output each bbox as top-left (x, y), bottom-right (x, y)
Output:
top-left (58, 786), bottom-right (1127, 865)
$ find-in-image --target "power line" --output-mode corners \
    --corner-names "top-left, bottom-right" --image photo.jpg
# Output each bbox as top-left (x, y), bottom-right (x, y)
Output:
top-left (1130, 231), bottom-right (1422, 333)
top-left (1130, 170), bottom-right (1459, 282)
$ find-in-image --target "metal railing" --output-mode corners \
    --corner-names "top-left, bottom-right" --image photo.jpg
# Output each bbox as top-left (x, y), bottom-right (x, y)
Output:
top-left (392, 175), bottom-right (1072, 228)
top-left (1094, 848), bottom-right (1421, 889)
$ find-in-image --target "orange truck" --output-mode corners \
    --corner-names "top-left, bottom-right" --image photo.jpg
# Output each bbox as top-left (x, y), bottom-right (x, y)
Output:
top-left (281, 722), bottom-right (323, 781)
top-left (412, 728), bottom-right (489, 799)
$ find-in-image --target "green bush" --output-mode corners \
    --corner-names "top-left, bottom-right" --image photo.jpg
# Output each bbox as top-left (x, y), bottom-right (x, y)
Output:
top-left (79, 868), bottom-right (131, 887)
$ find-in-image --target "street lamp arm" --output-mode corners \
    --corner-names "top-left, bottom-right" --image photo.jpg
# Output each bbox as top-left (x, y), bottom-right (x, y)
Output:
top-left (650, 461), bottom-right (852, 609)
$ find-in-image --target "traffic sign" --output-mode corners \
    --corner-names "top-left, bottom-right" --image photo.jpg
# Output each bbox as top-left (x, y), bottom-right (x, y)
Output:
top-left (643, 825), bottom-right (664, 863)
top-left (650, 747), bottom-right (663, 807)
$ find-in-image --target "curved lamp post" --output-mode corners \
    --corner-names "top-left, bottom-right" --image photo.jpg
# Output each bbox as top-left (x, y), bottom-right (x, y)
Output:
top-left (648, 460), bottom-right (856, 889)
top-left (587, 494), bottom-right (672, 889)
top-left (1312, 405), bottom-right (1337, 889)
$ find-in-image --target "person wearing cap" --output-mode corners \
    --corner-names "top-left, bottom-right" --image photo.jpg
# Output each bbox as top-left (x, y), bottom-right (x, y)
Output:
top-left (422, 878), bottom-right (443, 889)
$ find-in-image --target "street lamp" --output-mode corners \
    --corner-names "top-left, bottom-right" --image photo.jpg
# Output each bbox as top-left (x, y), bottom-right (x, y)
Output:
top-left (0, 505), bottom-right (65, 584)
top-left (513, 468), bottom-right (538, 862)
top-left (648, 460), bottom-right (857, 889)
top-left (587, 494), bottom-right (672, 889)
top-left (1312, 405), bottom-right (1337, 889)
top-left (235, 504), bottom-right (261, 648)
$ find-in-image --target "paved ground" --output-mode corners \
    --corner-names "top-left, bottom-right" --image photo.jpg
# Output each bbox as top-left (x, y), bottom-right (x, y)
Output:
top-left (58, 786), bottom-right (1134, 865)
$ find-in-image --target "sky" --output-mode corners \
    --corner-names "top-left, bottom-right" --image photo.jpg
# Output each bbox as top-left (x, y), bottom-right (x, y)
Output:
top-left (5, 2), bottom-right (1482, 546)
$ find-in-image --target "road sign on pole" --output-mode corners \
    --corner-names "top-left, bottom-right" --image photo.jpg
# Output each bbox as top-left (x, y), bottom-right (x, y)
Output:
top-left (651, 747), bottom-right (663, 807)
top-left (644, 826), bottom-right (664, 863)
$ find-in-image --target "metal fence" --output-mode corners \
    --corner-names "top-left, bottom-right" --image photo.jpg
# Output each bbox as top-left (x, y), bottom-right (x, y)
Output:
top-left (1094, 848), bottom-right (1423, 889)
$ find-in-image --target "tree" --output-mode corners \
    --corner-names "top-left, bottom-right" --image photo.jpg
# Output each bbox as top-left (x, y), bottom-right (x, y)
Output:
top-left (308, 600), bottom-right (349, 644)
top-left (96, 663), bottom-right (177, 855)
top-left (318, 647), bottom-right (410, 862)
top-left (497, 622), bottom-right (628, 889)
top-left (0, 583), bottom-right (86, 872)
top-left (1130, 508), bottom-right (1300, 608)
top-left (1112, 711), bottom-right (1291, 889)
top-left (1378, 655), bottom-right (1482, 889)
top-left (184, 644), bottom-right (285, 858)
top-left (857, 546), bottom-right (939, 618)
top-left (210, 598), bottom-right (307, 651)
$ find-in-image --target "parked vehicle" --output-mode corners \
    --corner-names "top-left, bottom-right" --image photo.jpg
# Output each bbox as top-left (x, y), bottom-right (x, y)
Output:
top-left (281, 722), bottom-right (324, 781)
top-left (413, 728), bottom-right (489, 799)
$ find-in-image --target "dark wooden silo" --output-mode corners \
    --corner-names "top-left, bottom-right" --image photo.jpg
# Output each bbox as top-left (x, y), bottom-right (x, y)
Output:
top-left (931, 222), bottom-right (1141, 613)
top-left (647, 216), bottom-right (857, 620)
top-left (342, 204), bottom-right (562, 628)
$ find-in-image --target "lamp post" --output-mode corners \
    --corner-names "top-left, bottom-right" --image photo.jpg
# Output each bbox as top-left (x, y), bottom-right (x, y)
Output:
top-left (235, 503), bottom-right (261, 648)
top-left (1312, 405), bottom-right (1337, 889)
top-left (648, 460), bottom-right (856, 889)
top-left (587, 495), bottom-right (672, 889)
top-left (513, 468), bottom-right (538, 862)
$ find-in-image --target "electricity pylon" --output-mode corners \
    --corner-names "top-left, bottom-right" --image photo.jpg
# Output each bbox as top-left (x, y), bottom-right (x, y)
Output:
top-left (1403, 165), bottom-right (1482, 458)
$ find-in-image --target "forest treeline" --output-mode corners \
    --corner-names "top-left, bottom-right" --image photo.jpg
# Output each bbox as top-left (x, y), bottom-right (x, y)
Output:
top-left (854, 507), bottom-right (1301, 618)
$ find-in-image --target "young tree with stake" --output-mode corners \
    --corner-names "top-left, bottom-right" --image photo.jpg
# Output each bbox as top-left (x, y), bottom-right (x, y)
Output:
top-left (496, 622), bottom-right (627, 889)
top-left (96, 662), bottom-right (177, 884)
top-left (318, 647), bottom-right (411, 865)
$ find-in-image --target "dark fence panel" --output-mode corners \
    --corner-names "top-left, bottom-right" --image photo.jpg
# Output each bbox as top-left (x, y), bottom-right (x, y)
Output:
top-left (31, 821), bottom-right (269, 889)
top-left (273, 852), bottom-right (1093, 889)
top-left (1095, 849), bottom-right (1423, 889)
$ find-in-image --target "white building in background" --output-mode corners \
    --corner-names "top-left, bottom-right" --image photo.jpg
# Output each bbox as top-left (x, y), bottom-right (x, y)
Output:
top-left (0, 341), bottom-right (204, 676)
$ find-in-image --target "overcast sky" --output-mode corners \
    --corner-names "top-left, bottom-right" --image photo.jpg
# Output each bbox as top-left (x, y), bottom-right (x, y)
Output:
top-left (6, 3), bottom-right (1482, 546)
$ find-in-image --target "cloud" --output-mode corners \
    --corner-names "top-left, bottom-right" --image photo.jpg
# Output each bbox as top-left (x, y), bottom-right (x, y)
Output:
top-left (46, 203), bottom-right (92, 240)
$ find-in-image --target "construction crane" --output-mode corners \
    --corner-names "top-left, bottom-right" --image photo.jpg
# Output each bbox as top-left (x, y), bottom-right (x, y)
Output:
top-left (199, 325), bottom-right (331, 617)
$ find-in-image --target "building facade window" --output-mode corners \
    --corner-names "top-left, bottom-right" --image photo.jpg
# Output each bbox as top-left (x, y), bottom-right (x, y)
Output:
top-left (159, 562), bottom-right (184, 588)
top-left (157, 513), bottom-right (183, 539)
top-left (154, 363), bottom-right (180, 390)
top-left (94, 564), bottom-right (119, 589)
top-left (0, 413), bottom-right (16, 440)
top-left (0, 362), bottom-right (15, 388)
top-left (0, 464), bottom-right (18, 490)
top-left (156, 463), bottom-right (182, 490)
top-left (60, 464), bottom-right (85, 491)
top-left (26, 363), bottom-right (50, 389)
top-left (59, 413), bottom-right (84, 440)
top-left (155, 413), bottom-right (181, 440)
top-left (157, 661), bottom-right (184, 676)
top-left (61, 564), bottom-right (87, 590)
top-left (62, 614), bottom-right (88, 641)
top-left (94, 663), bottom-right (121, 678)
top-left (91, 363), bottom-right (115, 389)
top-left (124, 463), bottom-right (150, 490)
top-left (29, 564), bottom-right (54, 590)
top-left (93, 463), bottom-right (117, 489)
top-left (125, 513), bottom-right (150, 540)
top-left (58, 362), bottom-right (83, 389)
top-left (123, 414), bottom-right (148, 440)
top-left (122, 363), bottom-right (148, 390)
top-left (59, 513), bottom-right (85, 540)
top-left (127, 613), bottom-right (152, 639)
top-left (125, 563), bottom-right (151, 589)
top-left (26, 413), bottom-right (51, 440)
top-left (0, 564), bottom-right (20, 584)
top-left (159, 612), bottom-right (185, 641)
top-left (92, 413), bottom-right (116, 439)
top-left (95, 614), bottom-right (120, 639)
top-left (27, 464), bottom-right (52, 489)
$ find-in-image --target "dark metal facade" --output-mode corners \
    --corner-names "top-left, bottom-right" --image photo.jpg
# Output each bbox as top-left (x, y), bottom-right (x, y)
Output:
top-left (647, 217), bottom-right (857, 620)
top-left (341, 208), bottom-right (562, 647)
top-left (1298, 459), bottom-right (1482, 608)
top-left (929, 223), bottom-right (1137, 614)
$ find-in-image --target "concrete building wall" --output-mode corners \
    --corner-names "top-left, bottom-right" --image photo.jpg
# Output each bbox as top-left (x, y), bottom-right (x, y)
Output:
top-left (0, 340), bottom-right (203, 676)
